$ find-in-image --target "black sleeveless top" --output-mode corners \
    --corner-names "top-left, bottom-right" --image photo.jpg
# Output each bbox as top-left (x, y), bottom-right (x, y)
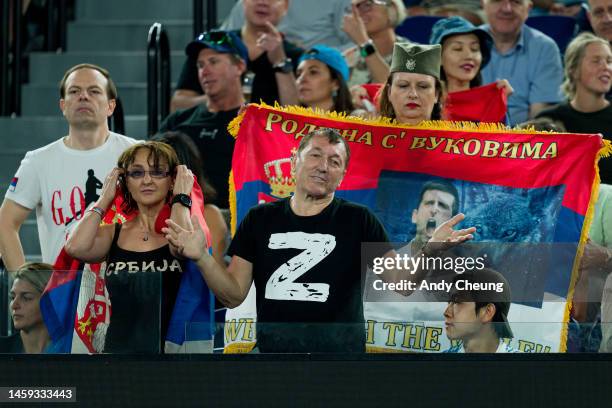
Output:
top-left (103, 223), bottom-right (184, 353)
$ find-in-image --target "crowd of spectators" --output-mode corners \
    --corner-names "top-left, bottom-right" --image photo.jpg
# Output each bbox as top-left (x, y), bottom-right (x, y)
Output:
top-left (1, 0), bottom-right (612, 354)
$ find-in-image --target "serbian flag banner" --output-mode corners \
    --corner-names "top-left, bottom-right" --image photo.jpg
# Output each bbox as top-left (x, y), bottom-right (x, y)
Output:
top-left (225, 103), bottom-right (611, 353)
top-left (40, 182), bottom-right (214, 354)
top-left (443, 83), bottom-right (507, 124)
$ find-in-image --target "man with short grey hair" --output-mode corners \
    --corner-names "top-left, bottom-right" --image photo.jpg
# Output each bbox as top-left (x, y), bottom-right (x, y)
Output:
top-left (480, 0), bottom-right (564, 125)
top-left (588, 0), bottom-right (612, 42)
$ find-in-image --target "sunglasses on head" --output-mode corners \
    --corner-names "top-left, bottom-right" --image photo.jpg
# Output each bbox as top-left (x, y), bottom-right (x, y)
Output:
top-left (198, 31), bottom-right (235, 48)
top-left (354, 0), bottom-right (390, 11)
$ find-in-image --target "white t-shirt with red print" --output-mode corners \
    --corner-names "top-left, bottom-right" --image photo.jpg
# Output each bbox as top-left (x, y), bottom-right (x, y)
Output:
top-left (5, 132), bottom-right (137, 264)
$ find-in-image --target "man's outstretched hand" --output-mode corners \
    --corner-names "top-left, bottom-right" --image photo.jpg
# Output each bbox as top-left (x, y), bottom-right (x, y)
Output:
top-left (425, 213), bottom-right (476, 255)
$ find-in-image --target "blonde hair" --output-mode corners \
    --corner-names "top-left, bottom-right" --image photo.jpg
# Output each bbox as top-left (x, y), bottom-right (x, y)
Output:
top-left (562, 32), bottom-right (612, 99)
top-left (388, 0), bottom-right (407, 27)
top-left (14, 262), bottom-right (53, 294)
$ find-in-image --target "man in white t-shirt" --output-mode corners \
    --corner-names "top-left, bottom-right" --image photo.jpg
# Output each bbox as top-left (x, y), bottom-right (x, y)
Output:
top-left (0, 64), bottom-right (137, 271)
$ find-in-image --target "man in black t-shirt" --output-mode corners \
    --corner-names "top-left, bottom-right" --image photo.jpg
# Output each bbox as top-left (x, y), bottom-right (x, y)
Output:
top-left (163, 128), bottom-right (476, 352)
top-left (170, 0), bottom-right (303, 112)
top-left (159, 30), bottom-right (247, 208)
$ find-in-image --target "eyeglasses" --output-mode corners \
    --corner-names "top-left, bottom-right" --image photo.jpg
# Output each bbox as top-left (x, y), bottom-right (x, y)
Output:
top-left (126, 170), bottom-right (171, 179)
top-left (353, 0), bottom-right (390, 12)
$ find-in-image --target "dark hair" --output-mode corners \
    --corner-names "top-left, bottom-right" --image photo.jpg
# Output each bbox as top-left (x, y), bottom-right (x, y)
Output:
top-left (152, 131), bottom-right (218, 202)
top-left (329, 67), bottom-right (355, 114)
top-left (379, 73), bottom-right (445, 121)
top-left (517, 117), bottom-right (567, 132)
top-left (440, 34), bottom-right (484, 88)
top-left (297, 128), bottom-right (351, 169)
top-left (59, 63), bottom-right (118, 100)
top-left (117, 141), bottom-right (179, 213)
top-left (417, 180), bottom-right (459, 215)
top-left (298, 63), bottom-right (355, 114)
top-left (474, 302), bottom-right (508, 339)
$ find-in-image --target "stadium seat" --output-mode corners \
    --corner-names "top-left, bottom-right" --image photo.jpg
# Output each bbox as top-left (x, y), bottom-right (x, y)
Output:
top-left (525, 15), bottom-right (578, 54)
top-left (395, 15), bottom-right (444, 44)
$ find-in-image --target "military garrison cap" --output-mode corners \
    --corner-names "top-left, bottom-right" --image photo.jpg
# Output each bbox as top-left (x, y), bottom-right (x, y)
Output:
top-left (390, 43), bottom-right (441, 80)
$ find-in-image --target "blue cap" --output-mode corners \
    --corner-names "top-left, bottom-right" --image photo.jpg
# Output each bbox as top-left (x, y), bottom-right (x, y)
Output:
top-left (186, 30), bottom-right (248, 62)
top-left (298, 45), bottom-right (350, 83)
top-left (429, 16), bottom-right (493, 68)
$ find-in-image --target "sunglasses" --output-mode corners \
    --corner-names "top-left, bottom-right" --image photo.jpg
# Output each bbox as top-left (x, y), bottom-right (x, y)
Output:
top-left (126, 169), bottom-right (171, 179)
top-left (354, 0), bottom-right (390, 12)
top-left (198, 31), bottom-right (236, 49)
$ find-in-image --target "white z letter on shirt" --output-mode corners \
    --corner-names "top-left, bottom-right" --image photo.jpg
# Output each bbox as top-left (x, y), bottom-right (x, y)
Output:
top-left (265, 232), bottom-right (336, 302)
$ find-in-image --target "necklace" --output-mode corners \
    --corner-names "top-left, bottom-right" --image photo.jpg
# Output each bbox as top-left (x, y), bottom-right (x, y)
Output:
top-left (141, 224), bottom-right (150, 242)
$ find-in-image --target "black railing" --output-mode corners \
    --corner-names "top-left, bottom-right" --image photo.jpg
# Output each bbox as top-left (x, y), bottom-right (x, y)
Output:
top-left (206, 0), bottom-right (217, 32)
top-left (193, 0), bottom-right (203, 39)
top-left (147, 22), bottom-right (171, 136)
top-left (0, 260), bottom-right (7, 336)
top-left (46, 0), bottom-right (68, 52)
top-left (108, 97), bottom-right (125, 135)
top-left (1, 0), bottom-right (68, 116)
top-left (11, 0), bottom-right (22, 116)
top-left (0, 0), bottom-right (12, 115)
top-left (193, 0), bottom-right (217, 38)
top-left (0, 0), bottom-right (22, 116)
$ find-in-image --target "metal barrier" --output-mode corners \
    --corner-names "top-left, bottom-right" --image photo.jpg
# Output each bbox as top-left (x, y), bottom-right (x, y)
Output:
top-left (46, 0), bottom-right (68, 52)
top-left (108, 97), bottom-right (126, 135)
top-left (193, 0), bottom-right (218, 38)
top-left (147, 22), bottom-right (171, 136)
top-left (0, 0), bottom-right (22, 116)
top-left (1, 0), bottom-right (67, 116)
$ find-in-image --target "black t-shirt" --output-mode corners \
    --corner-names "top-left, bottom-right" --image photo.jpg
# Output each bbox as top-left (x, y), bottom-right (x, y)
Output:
top-left (228, 198), bottom-right (390, 353)
top-left (176, 30), bottom-right (303, 105)
top-left (536, 102), bottom-right (612, 184)
top-left (159, 104), bottom-right (238, 208)
top-left (104, 224), bottom-right (184, 354)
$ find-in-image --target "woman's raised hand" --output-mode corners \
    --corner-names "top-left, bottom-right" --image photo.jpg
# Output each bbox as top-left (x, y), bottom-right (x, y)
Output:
top-left (97, 167), bottom-right (122, 209)
top-left (173, 165), bottom-right (195, 196)
top-left (163, 214), bottom-right (209, 262)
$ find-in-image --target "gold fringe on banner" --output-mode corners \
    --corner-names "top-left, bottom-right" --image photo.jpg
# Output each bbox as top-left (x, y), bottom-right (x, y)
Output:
top-left (227, 104), bottom-right (612, 352)
top-left (227, 102), bottom-right (588, 136)
top-left (561, 139), bottom-right (612, 351)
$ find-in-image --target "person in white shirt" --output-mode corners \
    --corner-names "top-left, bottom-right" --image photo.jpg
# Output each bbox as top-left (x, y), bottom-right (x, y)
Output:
top-left (444, 268), bottom-right (518, 352)
top-left (0, 64), bottom-right (137, 270)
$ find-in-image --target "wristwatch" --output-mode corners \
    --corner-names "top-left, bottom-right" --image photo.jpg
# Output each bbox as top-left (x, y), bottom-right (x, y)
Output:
top-left (272, 58), bottom-right (293, 74)
top-left (359, 40), bottom-right (376, 58)
top-left (171, 193), bottom-right (192, 210)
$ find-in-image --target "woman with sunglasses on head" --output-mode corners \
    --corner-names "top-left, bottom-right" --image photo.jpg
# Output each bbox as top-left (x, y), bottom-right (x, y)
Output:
top-left (65, 141), bottom-right (198, 353)
top-left (342, 0), bottom-right (408, 112)
top-left (342, 0), bottom-right (407, 85)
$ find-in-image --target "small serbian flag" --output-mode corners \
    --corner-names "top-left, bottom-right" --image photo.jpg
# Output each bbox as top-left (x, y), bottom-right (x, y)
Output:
top-left (9, 177), bottom-right (18, 192)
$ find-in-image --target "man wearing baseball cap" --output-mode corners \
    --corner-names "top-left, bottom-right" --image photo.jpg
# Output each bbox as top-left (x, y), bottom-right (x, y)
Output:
top-left (159, 30), bottom-right (247, 208)
top-left (444, 268), bottom-right (518, 353)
